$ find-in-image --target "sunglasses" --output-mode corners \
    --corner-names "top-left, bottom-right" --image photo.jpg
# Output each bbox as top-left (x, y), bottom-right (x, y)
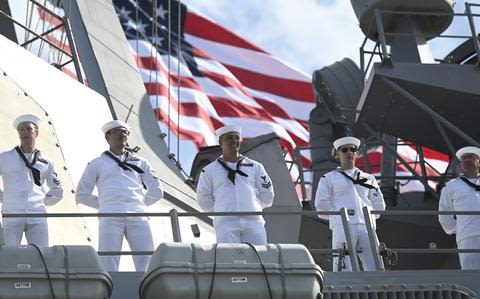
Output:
top-left (340, 146), bottom-right (358, 153)
top-left (110, 128), bottom-right (130, 136)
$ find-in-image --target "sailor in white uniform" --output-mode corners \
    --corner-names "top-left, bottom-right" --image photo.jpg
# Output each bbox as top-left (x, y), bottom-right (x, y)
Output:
top-left (439, 146), bottom-right (480, 270)
top-left (197, 125), bottom-right (274, 245)
top-left (0, 114), bottom-right (63, 246)
top-left (315, 136), bottom-right (385, 271)
top-left (76, 120), bottom-right (163, 271)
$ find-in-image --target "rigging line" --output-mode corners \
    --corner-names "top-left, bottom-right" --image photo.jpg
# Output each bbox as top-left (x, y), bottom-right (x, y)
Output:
top-left (28, 1), bottom-right (38, 53)
top-left (167, 0), bottom-right (172, 152)
top-left (40, 0), bottom-right (53, 57)
top-left (57, 26), bottom-right (68, 65)
top-left (148, 1), bottom-right (156, 91)
top-left (176, 0), bottom-right (181, 162)
top-left (57, 0), bottom-right (69, 66)
top-left (41, 0), bottom-right (54, 61)
top-left (31, 0), bottom-right (43, 51)
top-left (47, 1), bottom-right (58, 64)
top-left (129, 1), bottom-right (170, 41)
top-left (135, 0), bottom-right (140, 89)
top-left (24, 0), bottom-right (31, 48)
top-left (152, 0), bottom-right (160, 139)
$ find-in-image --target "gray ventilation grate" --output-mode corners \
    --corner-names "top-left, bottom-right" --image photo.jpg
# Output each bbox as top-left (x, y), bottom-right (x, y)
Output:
top-left (324, 284), bottom-right (475, 299)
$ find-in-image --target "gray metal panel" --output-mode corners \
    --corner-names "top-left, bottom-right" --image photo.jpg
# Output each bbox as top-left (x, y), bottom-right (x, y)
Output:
top-left (0, 1), bottom-right (17, 43)
top-left (62, 0), bottom-right (204, 213)
top-left (350, 0), bottom-right (454, 41)
top-left (324, 270), bottom-right (479, 297)
top-left (355, 62), bottom-right (480, 153)
top-left (110, 271), bottom-right (143, 299)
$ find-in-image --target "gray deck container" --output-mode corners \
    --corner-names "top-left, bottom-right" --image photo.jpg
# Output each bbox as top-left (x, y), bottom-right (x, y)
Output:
top-left (140, 243), bottom-right (323, 299)
top-left (0, 245), bottom-right (112, 299)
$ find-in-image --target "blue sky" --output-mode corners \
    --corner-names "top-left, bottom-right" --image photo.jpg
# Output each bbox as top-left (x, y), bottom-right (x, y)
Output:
top-left (182, 0), bottom-right (477, 75)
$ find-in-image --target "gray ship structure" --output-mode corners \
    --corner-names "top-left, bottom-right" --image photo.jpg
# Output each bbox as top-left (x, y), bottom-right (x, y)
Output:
top-left (0, 0), bottom-right (479, 298)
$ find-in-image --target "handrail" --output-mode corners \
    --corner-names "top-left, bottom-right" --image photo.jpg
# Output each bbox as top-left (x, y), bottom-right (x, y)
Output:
top-left (363, 208), bottom-right (480, 271)
top-left (1, 210), bottom-right (342, 218)
top-left (2, 209), bottom-right (479, 271)
top-left (360, 3), bottom-right (480, 76)
top-left (0, 208), bottom-right (362, 271)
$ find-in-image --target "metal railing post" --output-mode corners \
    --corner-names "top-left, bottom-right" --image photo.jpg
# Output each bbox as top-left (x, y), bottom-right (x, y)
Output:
top-left (295, 147), bottom-right (308, 202)
top-left (360, 45), bottom-right (365, 74)
top-left (362, 206), bottom-right (385, 271)
top-left (465, 3), bottom-right (480, 67)
top-left (0, 220), bottom-right (3, 244)
top-left (340, 208), bottom-right (360, 271)
top-left (169, 209), bottom-right (182, 242)
top-left (374, 9), bottom-right (389, 60)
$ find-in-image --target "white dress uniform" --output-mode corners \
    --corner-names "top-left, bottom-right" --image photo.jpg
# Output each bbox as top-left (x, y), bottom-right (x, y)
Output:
top-left (0, 147), bottom-right (63, 246)
top-left (197, 155), bottom-right (274, 245)
top-left (75, 151), bottom-right (163, 271)
top-left (439, 176), bottom-right (480, 270)
top-left (315, 168), bottom-right (385, 271)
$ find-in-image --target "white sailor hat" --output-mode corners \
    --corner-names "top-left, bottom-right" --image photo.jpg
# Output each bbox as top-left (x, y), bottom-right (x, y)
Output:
top-left (216, 125), bottom-right (241, 139)
top-left (101, 120), bottom-right (131, 134)
top-left (333, 136), bottom-right (361, 150)
top-left (455, 146), bottom-right (480, 160)
top-left (13, 114), bottom-right (41, 130)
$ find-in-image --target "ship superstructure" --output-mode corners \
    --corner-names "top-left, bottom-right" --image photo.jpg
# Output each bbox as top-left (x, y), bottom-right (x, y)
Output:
top-left (0, 0), bottom-right (479, 298)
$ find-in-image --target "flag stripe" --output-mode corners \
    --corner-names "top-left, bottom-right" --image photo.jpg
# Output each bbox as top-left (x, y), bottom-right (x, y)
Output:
top-left (186, 34), bottom-right (312, 83)
top-left (185, 12), bottom-right (268, 54)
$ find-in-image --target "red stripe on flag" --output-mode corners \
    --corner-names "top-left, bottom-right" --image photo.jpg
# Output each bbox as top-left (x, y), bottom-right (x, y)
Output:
top-left (209, 97), bottom-right (275, 122)
top-left (223, 64), bottom-right (315, 103)
top-left (146, 83), bottom-right (219, 131)
top-left (185, 12), bottom-right (268, 54)
top-left (154, 108), bottom-right (208, 147)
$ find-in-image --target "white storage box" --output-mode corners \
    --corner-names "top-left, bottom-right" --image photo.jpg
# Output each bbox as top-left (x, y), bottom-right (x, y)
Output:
top-left (0, 245), bottom-right (112, 299)
top-left (140, 243), bottom-right (323, 299)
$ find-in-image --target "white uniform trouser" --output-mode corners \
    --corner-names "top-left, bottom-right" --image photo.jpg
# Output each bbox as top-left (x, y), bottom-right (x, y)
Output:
top-left (214, 217), bottom-right (267, 245)
top-left (458, 236), bottom-right (480, 270)
top-left (3, 216), bottom-right (48, 246)
top-left (332, 224), bottom-right (379, 272)
top-left (99, 217), bottom-right (154, 272)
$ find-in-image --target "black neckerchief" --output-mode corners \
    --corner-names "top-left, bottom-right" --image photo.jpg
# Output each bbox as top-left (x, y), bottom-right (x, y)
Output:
top-left (337, 169), bottom-right (378, 191)
top-left (459, 176), bottom-right (480, 191)
top-left (217, 157), bottom-right (248, 185)
top-left (103, 151), bottom-right (144, 174)
top-left (14, 146), bottom-right (47, 186)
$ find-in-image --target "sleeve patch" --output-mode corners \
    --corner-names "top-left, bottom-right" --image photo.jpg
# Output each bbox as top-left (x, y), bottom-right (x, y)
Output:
top-left (260, 175), bottom-right (271, 188)
top-left (261, 182), bottom-right (272, 188)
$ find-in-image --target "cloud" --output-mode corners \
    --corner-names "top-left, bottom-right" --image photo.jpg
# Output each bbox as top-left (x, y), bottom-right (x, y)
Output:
top-left (182, 0), bottom-right (472, 74)
top-left (183, 0), bottom-right (364, 74)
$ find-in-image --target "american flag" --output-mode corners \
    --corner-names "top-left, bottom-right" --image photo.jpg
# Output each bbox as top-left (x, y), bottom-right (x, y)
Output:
top-left (24, 0), bottom-right (450, 195)
top-left (112, 0), bottom-right (314, 168)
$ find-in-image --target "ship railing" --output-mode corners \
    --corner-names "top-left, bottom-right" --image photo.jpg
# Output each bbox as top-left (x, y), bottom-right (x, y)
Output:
top-left (363, 207), bottom-right (480, 271)
top-left (0, 0), bottom-right (84, 82)
top-left (360, 2), bottom-right (480, 77)
top-left (2, 207), bottom-right (480, 272)
top-left (293, 140), bottom-right (455, 203)
top-left (1, 208), bottom-right (362, 270)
